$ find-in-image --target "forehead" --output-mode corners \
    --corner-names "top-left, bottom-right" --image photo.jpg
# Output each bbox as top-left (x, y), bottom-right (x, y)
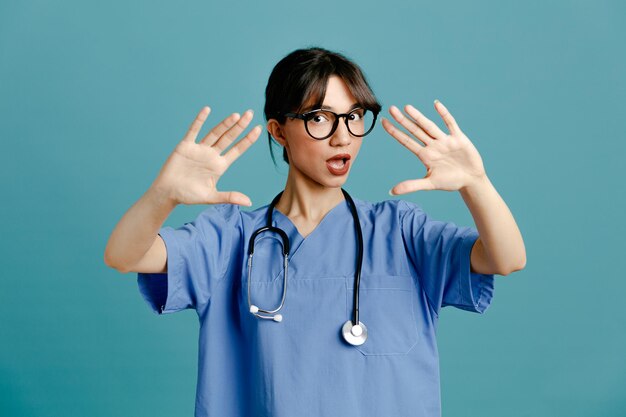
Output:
top-left (301, 75), bottom-right (358, 112)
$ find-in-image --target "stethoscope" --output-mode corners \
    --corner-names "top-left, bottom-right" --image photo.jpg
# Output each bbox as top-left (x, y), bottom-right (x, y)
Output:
top-left (247, 188), bottom-right (368, 346)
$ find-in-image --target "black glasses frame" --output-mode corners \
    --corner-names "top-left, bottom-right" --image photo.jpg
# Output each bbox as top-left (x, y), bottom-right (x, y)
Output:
top-left (283, 107), bottom-right (378, 140)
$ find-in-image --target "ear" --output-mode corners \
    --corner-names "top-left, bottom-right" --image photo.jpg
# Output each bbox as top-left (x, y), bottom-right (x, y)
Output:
top-left (267, 119), bottom-right (288, 149)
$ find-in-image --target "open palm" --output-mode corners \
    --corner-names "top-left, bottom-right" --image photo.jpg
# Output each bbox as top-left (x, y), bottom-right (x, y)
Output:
top-left (381, 100), bottom-right (487, 195)
top-left (152, 107), bottom-right (262, 206)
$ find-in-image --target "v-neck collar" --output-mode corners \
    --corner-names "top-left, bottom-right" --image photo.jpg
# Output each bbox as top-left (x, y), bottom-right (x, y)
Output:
top-left (270, 198), bottom-right (350, 259)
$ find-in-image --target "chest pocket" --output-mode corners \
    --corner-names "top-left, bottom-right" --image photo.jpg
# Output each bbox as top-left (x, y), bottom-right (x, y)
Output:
top-left (345, 274), bottom-right (419, 356)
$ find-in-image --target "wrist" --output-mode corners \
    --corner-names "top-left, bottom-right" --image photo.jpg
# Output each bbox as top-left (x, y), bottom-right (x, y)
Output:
top-left (146, 183), bottom-right (178, 211)
top-left (460, 173), bottom-right (491, 198)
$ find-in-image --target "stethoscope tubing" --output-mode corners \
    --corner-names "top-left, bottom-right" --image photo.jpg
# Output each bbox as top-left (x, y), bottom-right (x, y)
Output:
top-left (342, 189), bottom-right (363, 327)
top-left (247, 188), bottom-right (366, 343)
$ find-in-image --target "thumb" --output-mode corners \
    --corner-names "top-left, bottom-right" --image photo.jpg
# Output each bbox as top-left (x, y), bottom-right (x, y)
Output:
top-left (389, 179), bottom-right (435, 195)
top-left (214, 191), bottom-right (252, 207)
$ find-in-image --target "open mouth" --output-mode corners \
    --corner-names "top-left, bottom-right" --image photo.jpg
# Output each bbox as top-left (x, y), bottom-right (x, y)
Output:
top-left (327, 158), bottom-right (348, 169)
top-left (326, 154), bottom-right (351, 175)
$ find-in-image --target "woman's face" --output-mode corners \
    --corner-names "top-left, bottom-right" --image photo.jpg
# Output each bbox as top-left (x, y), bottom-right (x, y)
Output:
top-left (277, 75), bottom-right (364, 189)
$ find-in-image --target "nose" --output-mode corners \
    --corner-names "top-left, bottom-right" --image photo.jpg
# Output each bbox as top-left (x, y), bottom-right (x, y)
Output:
top-left (328, 117), bottom-right (352, 147)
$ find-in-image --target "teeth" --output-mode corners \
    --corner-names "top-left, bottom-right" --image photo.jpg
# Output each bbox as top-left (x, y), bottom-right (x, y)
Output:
top-left (328, 159), bottom-right (346, 169)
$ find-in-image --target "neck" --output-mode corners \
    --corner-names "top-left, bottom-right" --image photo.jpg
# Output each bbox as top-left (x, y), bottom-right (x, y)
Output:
top-left (275, 169), bottom-right (345, 222)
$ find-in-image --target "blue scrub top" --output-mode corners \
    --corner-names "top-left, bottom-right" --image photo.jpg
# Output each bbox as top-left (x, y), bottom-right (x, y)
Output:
top-left (137, 197), bottom-right (495, 417)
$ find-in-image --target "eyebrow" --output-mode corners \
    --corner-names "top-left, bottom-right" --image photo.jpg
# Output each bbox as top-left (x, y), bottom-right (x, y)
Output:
top-left (302, 103), bottom-right (361, 113)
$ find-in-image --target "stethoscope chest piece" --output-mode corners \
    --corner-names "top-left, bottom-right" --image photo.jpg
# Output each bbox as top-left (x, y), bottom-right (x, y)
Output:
top-left (342, 320), bottom-right (368, 346)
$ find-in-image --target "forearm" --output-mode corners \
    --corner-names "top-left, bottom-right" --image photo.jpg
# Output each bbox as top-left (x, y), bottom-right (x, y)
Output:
top-left (459, 175), bottom-right (526, 275)
top-left (104, 185), bottom-right (177, 271)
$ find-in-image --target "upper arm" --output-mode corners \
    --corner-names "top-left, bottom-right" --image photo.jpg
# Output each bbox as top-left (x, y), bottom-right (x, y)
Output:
top-left (128, 235), bottom-right (167, 274)
top-left (136, 205), bottom-right (241, 314)
top-left (470, 237), bottom-right (492, 275)
top-left (470, 237), bottom-right (519, 276)
top-left (399, 200), bottom-right (495, 314)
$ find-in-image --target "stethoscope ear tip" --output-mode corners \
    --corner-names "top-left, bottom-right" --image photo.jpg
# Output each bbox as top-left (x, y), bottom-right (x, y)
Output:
top-left (273, 314), bottom-right (283, 322)
top-left (250, 305), bottom-right (259, 313)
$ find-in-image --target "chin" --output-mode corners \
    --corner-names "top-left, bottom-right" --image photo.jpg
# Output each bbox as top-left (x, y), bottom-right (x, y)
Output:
top-left (321, 175), bottom-right (350, 189)
top-left (294, 164), bottom-right (352, 189)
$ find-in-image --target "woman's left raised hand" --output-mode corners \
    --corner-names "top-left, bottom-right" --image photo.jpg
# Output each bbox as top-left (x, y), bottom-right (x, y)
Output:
top-left (381, 100), bottom-right (487, 195)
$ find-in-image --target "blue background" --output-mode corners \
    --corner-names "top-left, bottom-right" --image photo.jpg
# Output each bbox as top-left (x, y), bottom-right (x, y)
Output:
top-left (1, 1), bottom-right (624, 416)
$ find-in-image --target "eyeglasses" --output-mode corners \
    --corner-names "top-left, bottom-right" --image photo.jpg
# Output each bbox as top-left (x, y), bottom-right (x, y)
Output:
top-left (283, 107), bottom-right (378, 140)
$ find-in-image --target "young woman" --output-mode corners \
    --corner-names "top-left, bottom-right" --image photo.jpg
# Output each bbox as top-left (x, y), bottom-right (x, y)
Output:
top-left (105, 47), bottom-right (526, 417)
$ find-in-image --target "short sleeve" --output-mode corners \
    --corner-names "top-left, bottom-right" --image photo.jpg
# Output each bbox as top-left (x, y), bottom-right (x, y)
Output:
top-left (137, 204), bottom-right (241, 315)
top-left (399, 200), bottom-right (495, 317)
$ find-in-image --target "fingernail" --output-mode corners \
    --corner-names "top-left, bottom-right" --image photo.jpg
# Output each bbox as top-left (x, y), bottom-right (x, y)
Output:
top-left (434, 99), bottom-right (441, 106)
top-left (247, 109), bottom-right (254, 115)
top-left (388, 189), bottom-right (395, 196)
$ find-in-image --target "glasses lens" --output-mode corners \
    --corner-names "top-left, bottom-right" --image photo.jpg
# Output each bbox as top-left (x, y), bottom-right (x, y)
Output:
top-left (306, 110), bottom-right (335, 139)
top-left (347, 108), bottom-right (375, 137)
top-left (305, 110), bottom-right (336, 139)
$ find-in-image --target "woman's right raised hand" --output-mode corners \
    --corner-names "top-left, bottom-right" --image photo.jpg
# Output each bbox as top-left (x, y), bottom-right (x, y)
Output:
top-left (150, 106), bottom-right (262, 207)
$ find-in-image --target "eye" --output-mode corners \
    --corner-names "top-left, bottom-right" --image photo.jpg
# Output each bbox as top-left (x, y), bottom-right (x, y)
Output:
top-left (308, 111), bottom-right (332, 124)
top-left (349, 109), bottom-right (365, 121)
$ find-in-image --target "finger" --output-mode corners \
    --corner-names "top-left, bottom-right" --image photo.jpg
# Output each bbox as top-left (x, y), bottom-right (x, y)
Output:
top-left (183, 106), bottom-right (211, 143)
top-left (389, 178), bottom-right (435, 195)
top-left (434, 100), bottom-right (461, 135)
top-left (388, 105), bottom-right (434, 146)
top-left (214, 191), bottom-right (252, 207)
top-left (223, 125), bottom-right (263, 166)
top-left (199, 112), bottom-right (241, 146)
top-left (404, 105), bottom-right (447, 139)
top-left (381, 117), bottom-right (423, 156)
top-left (213, 109), bottom-right (254, 152)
